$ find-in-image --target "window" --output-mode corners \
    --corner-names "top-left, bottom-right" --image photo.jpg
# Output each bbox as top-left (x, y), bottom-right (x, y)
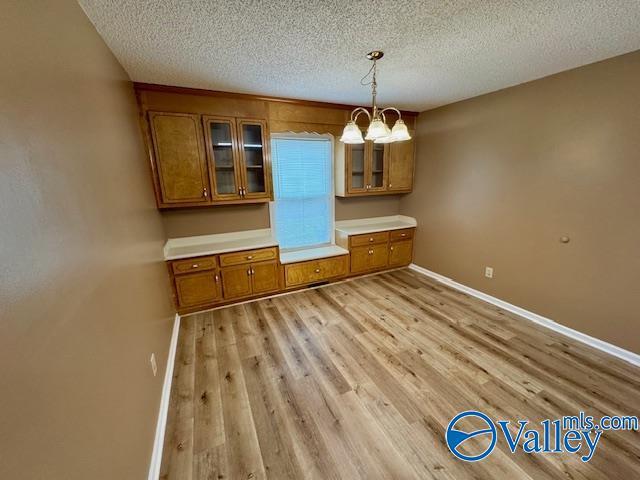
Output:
top-left (270, 134), bottom-right (333, 250)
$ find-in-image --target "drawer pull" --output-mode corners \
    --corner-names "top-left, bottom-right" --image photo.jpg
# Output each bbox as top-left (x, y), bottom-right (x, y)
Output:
top-left (246, 255), bottom-right (254, 260)
top-left (314, 268), bottom-right (321, 273)
top-left (191, 264), bottom-right (199, 268)
top-left (369, 237), bottom-right (374, 242)
top-left (401, 233), bottom-right (406, 237)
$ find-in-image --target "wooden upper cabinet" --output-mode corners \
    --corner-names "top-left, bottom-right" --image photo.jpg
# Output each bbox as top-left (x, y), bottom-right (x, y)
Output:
top-left (387, 137), bottom-right (415, 192)
top-left (336, 136), bottom-right (411, 197)
top-left (144, 108), bottom-right (272, 208)
top-left (368, 143), bottom-right (389, 192)
top-left (237, 119), bottom-right (271, 200)
top-left (202, 115), bottom-right (242, 201)
top-left (202, 116), bottom-right (271, 203)
top-left (346, 143), bottom-right (368, 194)
top-left (148, 112), bottom-right (210, 206)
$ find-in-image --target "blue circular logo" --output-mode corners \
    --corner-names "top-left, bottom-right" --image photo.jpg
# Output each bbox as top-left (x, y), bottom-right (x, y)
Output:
top-left (446, 410), bottom-right (497, 462)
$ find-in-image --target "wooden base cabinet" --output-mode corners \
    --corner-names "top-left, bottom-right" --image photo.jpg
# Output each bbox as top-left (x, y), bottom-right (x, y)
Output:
top-left (338, 227), bottom-right (416, 275)
top-left (350, 245), bottom-right (389, 274)
top-left (389, 239), bottom-right (414, 267)
top-left (174, 270), bottom-right (222, 309)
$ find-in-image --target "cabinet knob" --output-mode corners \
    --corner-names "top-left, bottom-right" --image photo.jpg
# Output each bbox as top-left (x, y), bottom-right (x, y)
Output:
top-left (369, 237), bottom-right (374, 242)
top-left (314, 268), bottom-right (321, 273)
top-left (368, 249), bottom-right (373, 255)
top-left (389, 183), bottom-right (392, 188)
top-left (247, 268), bottom-right (252, 276)
top-left (390, 246), bottom-right (394, 251)
top-left (203, 187), bottom-right (208, 198)
top-left (214, 274), bottom-right (219, 282)
top-left (246, 255), bottom-right (253, 260)
top-left (191, 264), bottom-right (199, 268)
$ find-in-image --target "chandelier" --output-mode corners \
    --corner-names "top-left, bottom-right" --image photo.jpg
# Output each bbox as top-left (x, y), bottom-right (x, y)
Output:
top-left (340, 51), bottom-right (411, 144)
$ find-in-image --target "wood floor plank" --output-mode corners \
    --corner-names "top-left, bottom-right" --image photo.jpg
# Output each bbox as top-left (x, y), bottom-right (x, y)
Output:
top-left (162, 268), bottom-right (640, 479)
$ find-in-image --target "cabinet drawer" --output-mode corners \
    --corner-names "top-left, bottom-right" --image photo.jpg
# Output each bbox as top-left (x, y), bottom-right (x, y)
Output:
top-left (389, 228), bottom-right (414, 242)
top-left (285, 255), bottom-right (348, 287)
top-left (171, 255), bottom-right (218, 275)
top-left (350, 231), bottom-right (389, 247)
top-left (175, 271), bottom-right (222, 308)
top-left (219, 247), bottom-right (278, 267)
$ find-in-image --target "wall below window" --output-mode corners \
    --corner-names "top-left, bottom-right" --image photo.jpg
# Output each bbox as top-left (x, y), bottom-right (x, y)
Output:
top-left (401, 50), bottom-right (640, 354)
top-left (0, 1), bottom-right (175, 479)
top-left (161, 186), bottom-right (403, 237)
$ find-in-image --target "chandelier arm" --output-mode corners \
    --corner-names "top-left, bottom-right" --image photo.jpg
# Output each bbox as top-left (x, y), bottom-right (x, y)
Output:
top-left (379, 107), bottom-right (402, 120)
top-left (350, 107), bottom-right (372, 122)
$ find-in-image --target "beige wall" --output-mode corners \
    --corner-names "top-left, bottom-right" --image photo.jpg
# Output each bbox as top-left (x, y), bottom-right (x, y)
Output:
top-left (0, 1), bottom-right (175, 479)
top-left (401, 50), bottom-right (640, 353)
top-left (162, 196), bottom-right (402, 237)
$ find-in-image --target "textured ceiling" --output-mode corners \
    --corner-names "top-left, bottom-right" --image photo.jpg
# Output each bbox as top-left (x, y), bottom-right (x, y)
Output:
top-left (78, 0), bottom-right (640, 111)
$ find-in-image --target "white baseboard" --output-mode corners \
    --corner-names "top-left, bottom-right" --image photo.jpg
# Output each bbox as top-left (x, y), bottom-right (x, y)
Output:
top-left (148, 313), bottom-right (181, 480)
top-left (408, 263), bottom-right (640, 368)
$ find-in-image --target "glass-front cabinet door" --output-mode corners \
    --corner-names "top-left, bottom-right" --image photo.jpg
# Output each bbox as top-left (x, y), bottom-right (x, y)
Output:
top-left (237, 119), bottom-right (270, 199)
top-left (347, 142), bottom-right (367, 194)
top-left (203, 116), bottom-right (242, 200)
top-left (368, 143), bottom-right (388, 192)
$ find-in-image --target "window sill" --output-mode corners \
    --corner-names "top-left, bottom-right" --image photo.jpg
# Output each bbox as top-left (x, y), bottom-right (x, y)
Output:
top-left (279, 245), bottom-right (349, 265)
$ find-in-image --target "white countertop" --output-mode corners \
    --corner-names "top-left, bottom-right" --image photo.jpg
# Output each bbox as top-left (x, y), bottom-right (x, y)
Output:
top-left (334, 215), bottom-right (417, 236)
top-left (164, 228), bottom-right (278, 260)
top-left (279, 245), bottom-right (349, 265)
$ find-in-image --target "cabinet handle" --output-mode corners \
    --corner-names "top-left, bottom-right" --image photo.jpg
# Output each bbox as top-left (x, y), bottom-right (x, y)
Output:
top-left (214, 274), bottom-right (219, 282)
top-left (251, 268), bottom-right (255, 275)
top-left (401, 233), bottom-right (406, 237)
top-left (203, 187), bottom-right (208, 198)
top-left (389, 183), bottom-right (392, 188)
top-left (246, 255), bottom-right (253, 260)
top-left (191, 264), bottom-right (199, 268)
top-left (247, 268), bottom-right (252, 276)
top-left (314, 268), bottom-right (321, 273)
top-left (238, 187), bottom-right (243, 196)
top-left (369, 237), bottom-right (374, 242)
top-left (368, 249), bottom-right (373, 255)
top-left (241, 187), bottom-right (246, 196)
top-left (390, 246), bottom-right (394, 251)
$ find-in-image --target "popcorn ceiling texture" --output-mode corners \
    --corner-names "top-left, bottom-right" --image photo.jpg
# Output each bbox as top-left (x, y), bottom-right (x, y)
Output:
top-left (79, 0), bottom-right (640, 111)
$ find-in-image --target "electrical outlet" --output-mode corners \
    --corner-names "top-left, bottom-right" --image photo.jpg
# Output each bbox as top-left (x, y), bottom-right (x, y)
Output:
top-left (485, 267), bottom-right (494, 279)
top-left (150, 353), bottom-right (158, 377)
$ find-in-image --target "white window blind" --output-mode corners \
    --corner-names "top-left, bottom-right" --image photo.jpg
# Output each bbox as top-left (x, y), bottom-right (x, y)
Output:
top-left (271, 135), bottom-right (333, 250)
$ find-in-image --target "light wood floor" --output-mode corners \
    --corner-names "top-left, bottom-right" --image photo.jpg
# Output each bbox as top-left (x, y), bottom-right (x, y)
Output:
top-left (159, 268), bottom-right (640, 479)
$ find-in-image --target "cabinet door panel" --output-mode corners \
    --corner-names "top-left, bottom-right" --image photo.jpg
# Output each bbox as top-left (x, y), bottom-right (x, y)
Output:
top-left (346, 143), bottom-right (367, 194)
top-left (251, 261), bottom-right (280, 294)
top-left (221, 265), bottom-right (253, 300)
top-left (149, 112), bottom-right (209, 204)
top-left (350, 245), bottom-right (372, 273)
top-left (389, 240), bottom-right (413, 267)
top-left (238, 119), bottom-right (271, 199)
top-left (175, 271), bottom-right (221, 307)
top-left (203, 116), bottom-right (242, 200)
top-left (388, 138), bottom-right (415, 192)
top-left (369, 244), bottom-right (389, 270)
top-left (368, 143), bottom-right (388, 192)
